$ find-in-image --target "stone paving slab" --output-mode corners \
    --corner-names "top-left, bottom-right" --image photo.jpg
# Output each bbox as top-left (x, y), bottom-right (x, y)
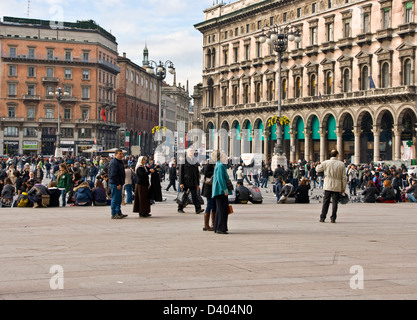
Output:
top-left (0, 200), bottom-right (417, 301)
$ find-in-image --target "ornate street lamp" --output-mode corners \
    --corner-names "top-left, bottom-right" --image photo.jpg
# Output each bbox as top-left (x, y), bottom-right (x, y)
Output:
top-left (48, 87), bottom-right (69, 157)
top-left (259, 24), bottom-right (302, 158)
top-left (146, 60), bottom-right (175, 127)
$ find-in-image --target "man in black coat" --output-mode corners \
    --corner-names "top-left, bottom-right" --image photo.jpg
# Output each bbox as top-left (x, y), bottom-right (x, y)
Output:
top-left (108, 149), bottom-right (127, 219)
top-left (178, 149), bottom-right (204, 214)
top-left (235, 181), bottom-right (250, 204)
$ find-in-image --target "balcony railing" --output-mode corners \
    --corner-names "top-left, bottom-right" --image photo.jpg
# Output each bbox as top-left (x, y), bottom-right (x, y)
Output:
top-left (61, 96), bottom-right (78, 102)
top-left (375, 28), bottom-right (394, 42)
top-left (337, 37), bottom-right (354, 49)
top-left (23, 95), bottom-right (41, 101)
top-left (202, 86), bottom-right (417, 114)
top-left (398, 23), bottom-right (417, 37)
top-left (2, 53), bottom-right (120, 73)
top-left (356, 33), bottom-right (373, 46)
top-left (41, 77), bottom-right (59, 83)
top-left (0, 117), bottom-right (25, 122)
top-left (305, 44), bottom-right (319, 57)
top-left (98, 59), bottom-right (120, 73)
top-left (321, 41), bottom-right (336, 53)
top-left (39, 118), bottom-right (58, 123)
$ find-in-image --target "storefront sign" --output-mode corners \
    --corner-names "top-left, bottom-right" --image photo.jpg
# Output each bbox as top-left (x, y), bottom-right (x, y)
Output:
top-left (23, 141), bottom-right (38, 150)
top-left (61, 140), bottom-right (75, 145)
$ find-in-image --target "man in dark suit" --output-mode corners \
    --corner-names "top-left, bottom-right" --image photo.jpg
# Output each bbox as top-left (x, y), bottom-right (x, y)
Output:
top-left (178, 148), bottom-right (204, 214)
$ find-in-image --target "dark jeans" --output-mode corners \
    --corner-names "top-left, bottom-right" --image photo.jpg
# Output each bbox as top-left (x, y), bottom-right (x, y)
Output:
top-left (349, 181), bottom-right (357, 196)
top-left (321, 190), bottom-right (340, 221)
top-left (61, 189), bottom-right (67, 207)
top-left (166, 179), bottom-right (177, 191)
top-left (205, 197), bottom-right (216, 214)
top-left (178, 186), bottom-right (201, 212)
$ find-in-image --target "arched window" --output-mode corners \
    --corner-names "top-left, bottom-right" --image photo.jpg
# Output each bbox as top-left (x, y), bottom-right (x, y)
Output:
top-left (222, 87), bottom-right (228, 106)
top-left (326, 71), bottom-right (333, 95)
top-left (233, 86), bottom-right (238, 104)
top-left (211, 48), bottom-right (216, 68)
top-left (282, 78), bottom-right (287, 99)
top-left (381, 62), bottom-right (390, 88)
top-left (206, 49), bottom-right (212, 69)
top-left (207, 78), bottom-right (214, 108)
top-left (361, 65), bottom-right (369, 90)
top-left (268, 80), bottom-right (274, 101)
top-left (343, 68), bottom-right (350, 92)
top-left (404, 58), bottom-right (412, 85)
top-left (255, 83), bottom-right (262, 102)
top-left (295, 77), bottom-right (301, 98)
top-left (244, 84), bottom-right (250, 103)
top-left (309, 74), bottom-right (316, 97)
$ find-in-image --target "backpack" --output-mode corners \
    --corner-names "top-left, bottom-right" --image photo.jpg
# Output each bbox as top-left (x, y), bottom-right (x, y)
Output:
top-left (17, 192), bottom-right (29, 207)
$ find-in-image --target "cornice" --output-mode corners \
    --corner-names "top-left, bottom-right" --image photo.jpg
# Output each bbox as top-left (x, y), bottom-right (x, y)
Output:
top-left (194, 0), bottom-right (293, 33)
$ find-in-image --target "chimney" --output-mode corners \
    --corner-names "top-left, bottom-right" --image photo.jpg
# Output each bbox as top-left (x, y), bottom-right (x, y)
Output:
top-left (123, 52), bottom-right (126, 58)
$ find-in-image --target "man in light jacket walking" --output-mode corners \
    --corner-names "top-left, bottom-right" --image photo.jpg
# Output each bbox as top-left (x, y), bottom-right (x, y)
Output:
top-left (316, 150), bottom-right (347, 223)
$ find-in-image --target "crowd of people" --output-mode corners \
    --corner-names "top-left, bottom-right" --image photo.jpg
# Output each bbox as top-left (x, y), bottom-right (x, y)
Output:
top-left (2, 150), bottom-right (417, 232)
top-left (229, 158), bottom-right (417, 205)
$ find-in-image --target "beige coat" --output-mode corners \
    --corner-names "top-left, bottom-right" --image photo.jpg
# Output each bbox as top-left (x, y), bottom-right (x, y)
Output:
top-left (316, 157), bottom-right (347, 192)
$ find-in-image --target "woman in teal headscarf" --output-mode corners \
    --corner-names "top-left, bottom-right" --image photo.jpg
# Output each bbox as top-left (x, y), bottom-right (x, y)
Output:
top-left (212, 150), bottom-right (230, 234)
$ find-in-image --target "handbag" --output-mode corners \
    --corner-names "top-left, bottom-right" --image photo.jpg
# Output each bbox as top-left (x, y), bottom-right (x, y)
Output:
top-left (1, 198), bottom-right (12, 207)
top-left (176, 190), bottom-right (185, 205)
top-left (176, 189), bottom-right (189, 206)
top-left (204, 176), bottom-right (213, 185)
top-left (41, 194), bottom-right (50, 207)
top-left (228, 204), bottom-right (234, 214)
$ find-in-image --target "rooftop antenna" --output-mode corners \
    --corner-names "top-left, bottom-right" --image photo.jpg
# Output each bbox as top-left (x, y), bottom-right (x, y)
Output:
top-left (27, 0), bottom-right (31, 18)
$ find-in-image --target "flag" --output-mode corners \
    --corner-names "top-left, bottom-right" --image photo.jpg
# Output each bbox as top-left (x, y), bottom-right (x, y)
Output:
top-left (101, 108), bottom-right (107, 122)
top-left (370, 76), bottom-right (376, 89)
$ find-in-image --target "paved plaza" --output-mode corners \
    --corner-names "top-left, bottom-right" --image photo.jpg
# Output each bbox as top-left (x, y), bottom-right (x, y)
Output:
top-left (1, 178), bottom-right (417, 300)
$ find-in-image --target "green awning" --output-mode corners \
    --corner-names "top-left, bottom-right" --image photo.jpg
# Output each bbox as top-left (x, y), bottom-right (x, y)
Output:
top-left (270, 123), bottom-right (277, 140)
top-left (312, 116), bottom-right (320, 140)
top-left (235, 123), bottom-right (241, 141)
top-left (327, 115), bottom-right (337, 140)
top-left (258, 122), bottom-right (265, 141)
top-left (296, 118), bottom-right (305, 140)
top-left (284, 124), bottom-right (290, 140)
top-left (246, 122), bottom-right (252, 141)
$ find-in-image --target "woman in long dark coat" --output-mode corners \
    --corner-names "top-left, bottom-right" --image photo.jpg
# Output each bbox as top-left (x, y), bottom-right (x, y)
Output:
top-left (133, 156), bottom-right (153, 217)
top-left (149, 163), bottom-right (163, 202)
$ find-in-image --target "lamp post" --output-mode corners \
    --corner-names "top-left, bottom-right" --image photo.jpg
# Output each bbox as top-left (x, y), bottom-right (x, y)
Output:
top-left (49, 87), bottom-right (69, 158)
top-left (259, 24), bottom-right (301, 158)
top-left (146, 60), bottom-right (175, 127)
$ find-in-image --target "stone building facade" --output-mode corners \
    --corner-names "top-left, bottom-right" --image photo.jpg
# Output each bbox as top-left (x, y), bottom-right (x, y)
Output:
top-left (0, 17), bottom-right (120, 156)
top-left (194, 0), bottom-right (417, 164)
top-left (116, 52), bottom-right (159, 156)
top-left (162, 81), bottom-right (191, 132)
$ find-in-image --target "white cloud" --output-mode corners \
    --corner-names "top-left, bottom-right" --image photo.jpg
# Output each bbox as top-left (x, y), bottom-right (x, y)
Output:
top-left (1, 0), bottom-right (209, 92)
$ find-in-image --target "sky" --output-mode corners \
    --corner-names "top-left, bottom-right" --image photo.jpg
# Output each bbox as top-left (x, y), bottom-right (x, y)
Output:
top-left (0, 0), bottom-right (226, 94)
